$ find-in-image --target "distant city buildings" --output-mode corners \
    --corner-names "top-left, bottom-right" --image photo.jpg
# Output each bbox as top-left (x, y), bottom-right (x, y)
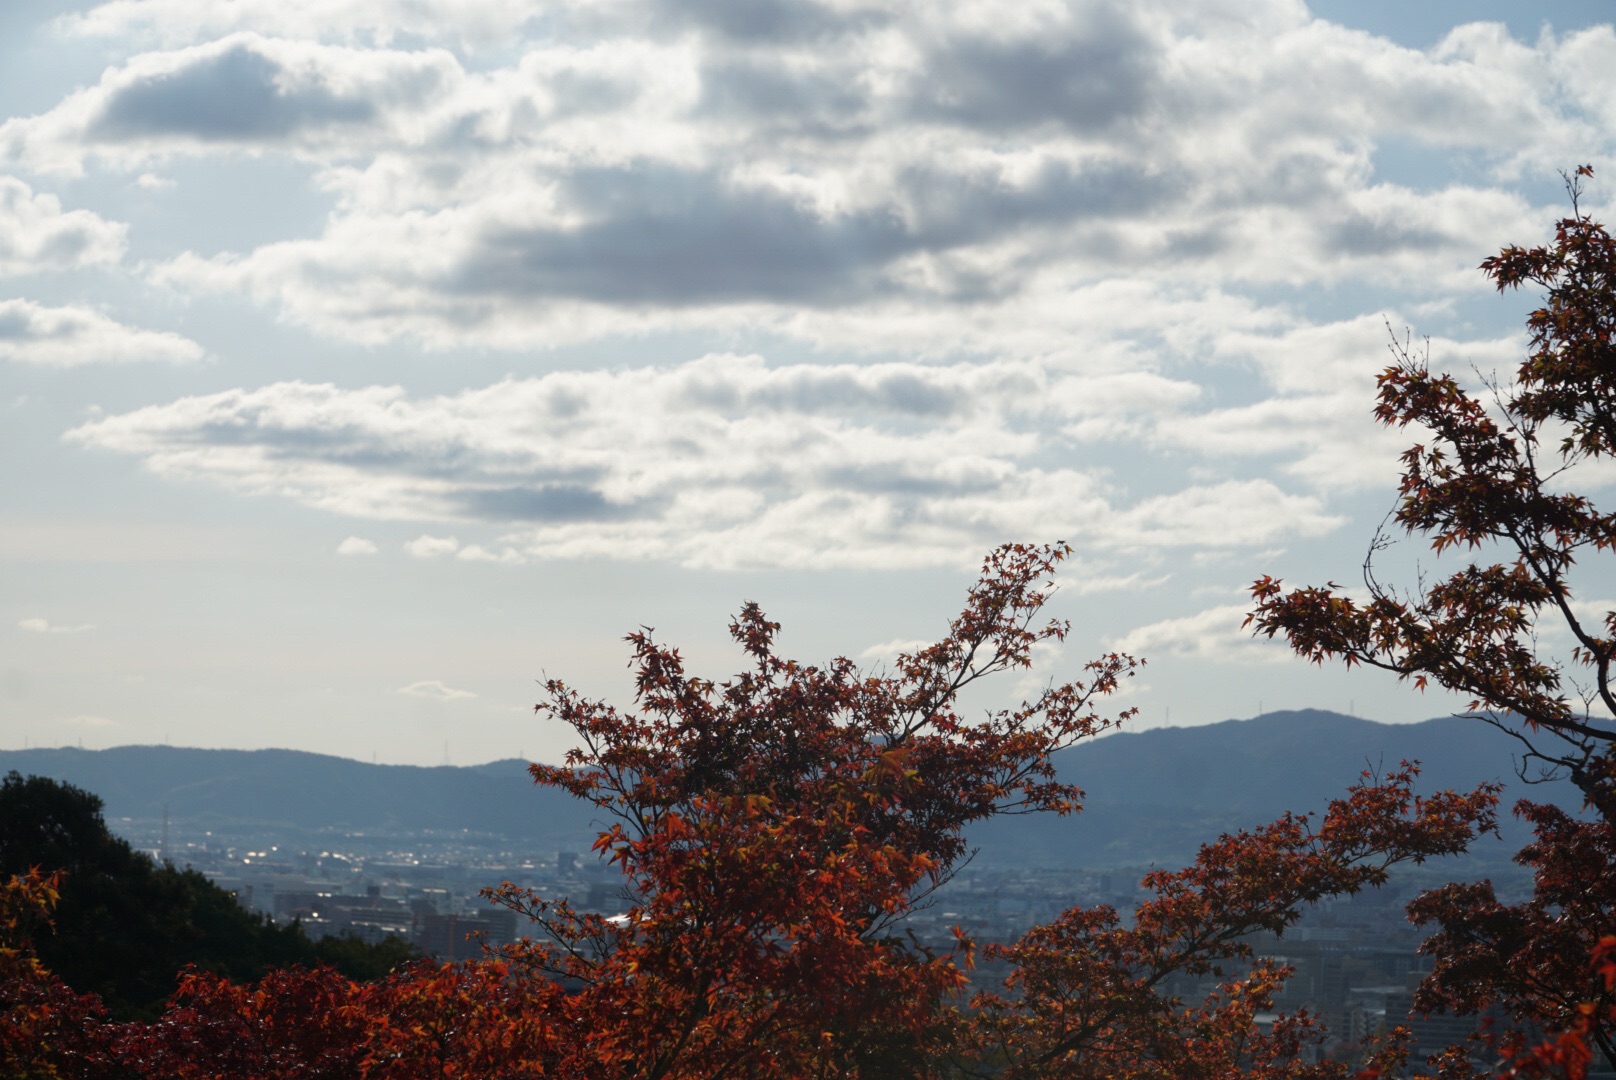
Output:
top-left (114, 815), bottom-right (1602, 1077)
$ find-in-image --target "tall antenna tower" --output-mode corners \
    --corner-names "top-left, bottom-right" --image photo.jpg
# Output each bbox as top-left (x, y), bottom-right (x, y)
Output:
top-left (442, 740), bottom-right (451, 766)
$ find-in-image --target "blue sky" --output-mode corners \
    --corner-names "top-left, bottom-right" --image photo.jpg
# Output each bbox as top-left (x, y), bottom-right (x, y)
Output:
top-left (5, 0), bottom-right (1616, 765)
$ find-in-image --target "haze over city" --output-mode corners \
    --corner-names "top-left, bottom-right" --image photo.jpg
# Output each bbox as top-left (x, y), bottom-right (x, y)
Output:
top-left (7, 0), bottom-right (1616, 765)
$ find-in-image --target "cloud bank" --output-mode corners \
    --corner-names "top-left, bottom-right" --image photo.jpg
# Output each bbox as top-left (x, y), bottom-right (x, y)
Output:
top-left (64, 349), bottom-right (1362, 570)
top-left (1110, 603), bottom-right (1291, 666)
top-left (6, 4), bottom-right (1601, 354)
top-left (0, 300), bottom-right (203, 367)
top-left (11, 0), bottom-right (1607, 575)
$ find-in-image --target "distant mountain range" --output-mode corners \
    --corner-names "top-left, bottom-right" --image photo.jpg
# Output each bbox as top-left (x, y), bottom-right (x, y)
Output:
top-left (972, 709), bottom-right (1580, 869)
top-left (0, 710), bottom-right (1583, 869)
top-left (0, 743), bottom-right (599, 846)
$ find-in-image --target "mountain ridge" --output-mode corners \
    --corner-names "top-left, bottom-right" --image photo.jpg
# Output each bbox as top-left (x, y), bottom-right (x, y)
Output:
top-left (1, 710), bottom-right (1579, 868)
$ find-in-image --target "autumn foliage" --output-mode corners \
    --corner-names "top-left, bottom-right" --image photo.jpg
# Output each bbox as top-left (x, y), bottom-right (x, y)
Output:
top-left (1, 546), bottom-right (1502, 1079)
top-left (1251, 168), bottom-right (1616, 1077)
top-left (972, 763), bottom-right (1496, 1080)
top-left (1, 867), bottom-right (122, 1079)
top-left (480, 543), bottom-right (1138, 1078)
top-left (16, 181), bottom-right (1616, 1077)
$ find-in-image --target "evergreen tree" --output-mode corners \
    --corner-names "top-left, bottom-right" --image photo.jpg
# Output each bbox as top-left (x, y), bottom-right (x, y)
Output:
top-left (0, 771), bottom-right (414, 1019)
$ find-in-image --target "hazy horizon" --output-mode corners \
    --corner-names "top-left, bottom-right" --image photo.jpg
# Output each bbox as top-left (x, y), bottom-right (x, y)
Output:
top-left (1, 707), bottom-right (1479, 769)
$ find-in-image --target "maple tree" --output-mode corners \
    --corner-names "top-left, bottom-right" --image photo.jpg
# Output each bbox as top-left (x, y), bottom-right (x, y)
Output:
top-left (112, 964), bottom-right (370, 1079)
top-left (1250, 168), bottom-right (1616, 1076)
top-left (481, 541), bottom-right (1143, 1079)
top-left (463, 541), bottom-right (1490, 1079)
top-left (108, 957), bottom-right (574, 1080)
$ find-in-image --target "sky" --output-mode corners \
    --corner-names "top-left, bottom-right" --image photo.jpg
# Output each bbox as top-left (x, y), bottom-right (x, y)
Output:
top-left (5, 0), bottom-right (1616, 767)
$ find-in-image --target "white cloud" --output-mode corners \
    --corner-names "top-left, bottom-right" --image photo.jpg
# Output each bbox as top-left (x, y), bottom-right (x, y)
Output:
top-left (335, 535), bottom-right (377, 555)
top-left (1105, 480), bottom-right (1341, 551)
top-left (0, 177), bottom-right (126, 275)
top-left (403, 534), bottom-right (460, 559)
top-left (19, 617), bottom-right (95, 634)
top-left (62, 347), bottom-right (1362, 569)
top-left (149, 165), bottom-right (1540, 355)
top-left (0, 300), bottom-right (203, 367)
top-left (61, 0), bottom-right (552, 49)
top-left (1144, 315), bottom-right (1528, 491)
top-left (1, 34), bottom-right (466, 174)
top-left (58, 714), bottom-right (116, 727)
top-left (396, 678), bottom-right (476, 701)
top-left (454, 543), bottom-right (524, 564)
top-left (857, 637), bottom-right (935, 663)
top-left (1108, 603), bottom-right (1293, 665)
top-left (17, 4), bottom-right (1610, 575)
top-left (4, 6), bottom-right (1600, 352)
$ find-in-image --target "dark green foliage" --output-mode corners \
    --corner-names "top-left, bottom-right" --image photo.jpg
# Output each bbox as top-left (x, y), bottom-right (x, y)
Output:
top-left (311, 931), bottom-right (419, 982)
top-left (0, 771), bottom-right (417, 1019)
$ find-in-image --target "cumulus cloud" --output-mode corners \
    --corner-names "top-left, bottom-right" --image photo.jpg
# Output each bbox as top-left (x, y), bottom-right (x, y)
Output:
top-left (149, 163), bottom-right (1538, 353)
top-left (1, 33), bottom-right (461, 172)
top-left (5, 4), bottom-right (1601, 350)
top-left (1150, 316), bottom-right (1523, 490)
top-left (335, 535), bottom-right (377, 555)
top-left (403, 535), bottom-right (461, 559)
top-left (396, 679), bottom-right (476, 701)
top-left (62, 350), bottom-right (1356, 569)
top-left (454, 543), bottom-right (525, 564)
top-left (1109, 603), bottom-right (1293, 665)
top-left (0, 300), bottom-right (204, 367)
top-left (0, 177), bottom-right (126, 275)
top-left (19, 617), bottom-right (95, 634)
top-left (19, 2), bottom-right (1607, 575)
